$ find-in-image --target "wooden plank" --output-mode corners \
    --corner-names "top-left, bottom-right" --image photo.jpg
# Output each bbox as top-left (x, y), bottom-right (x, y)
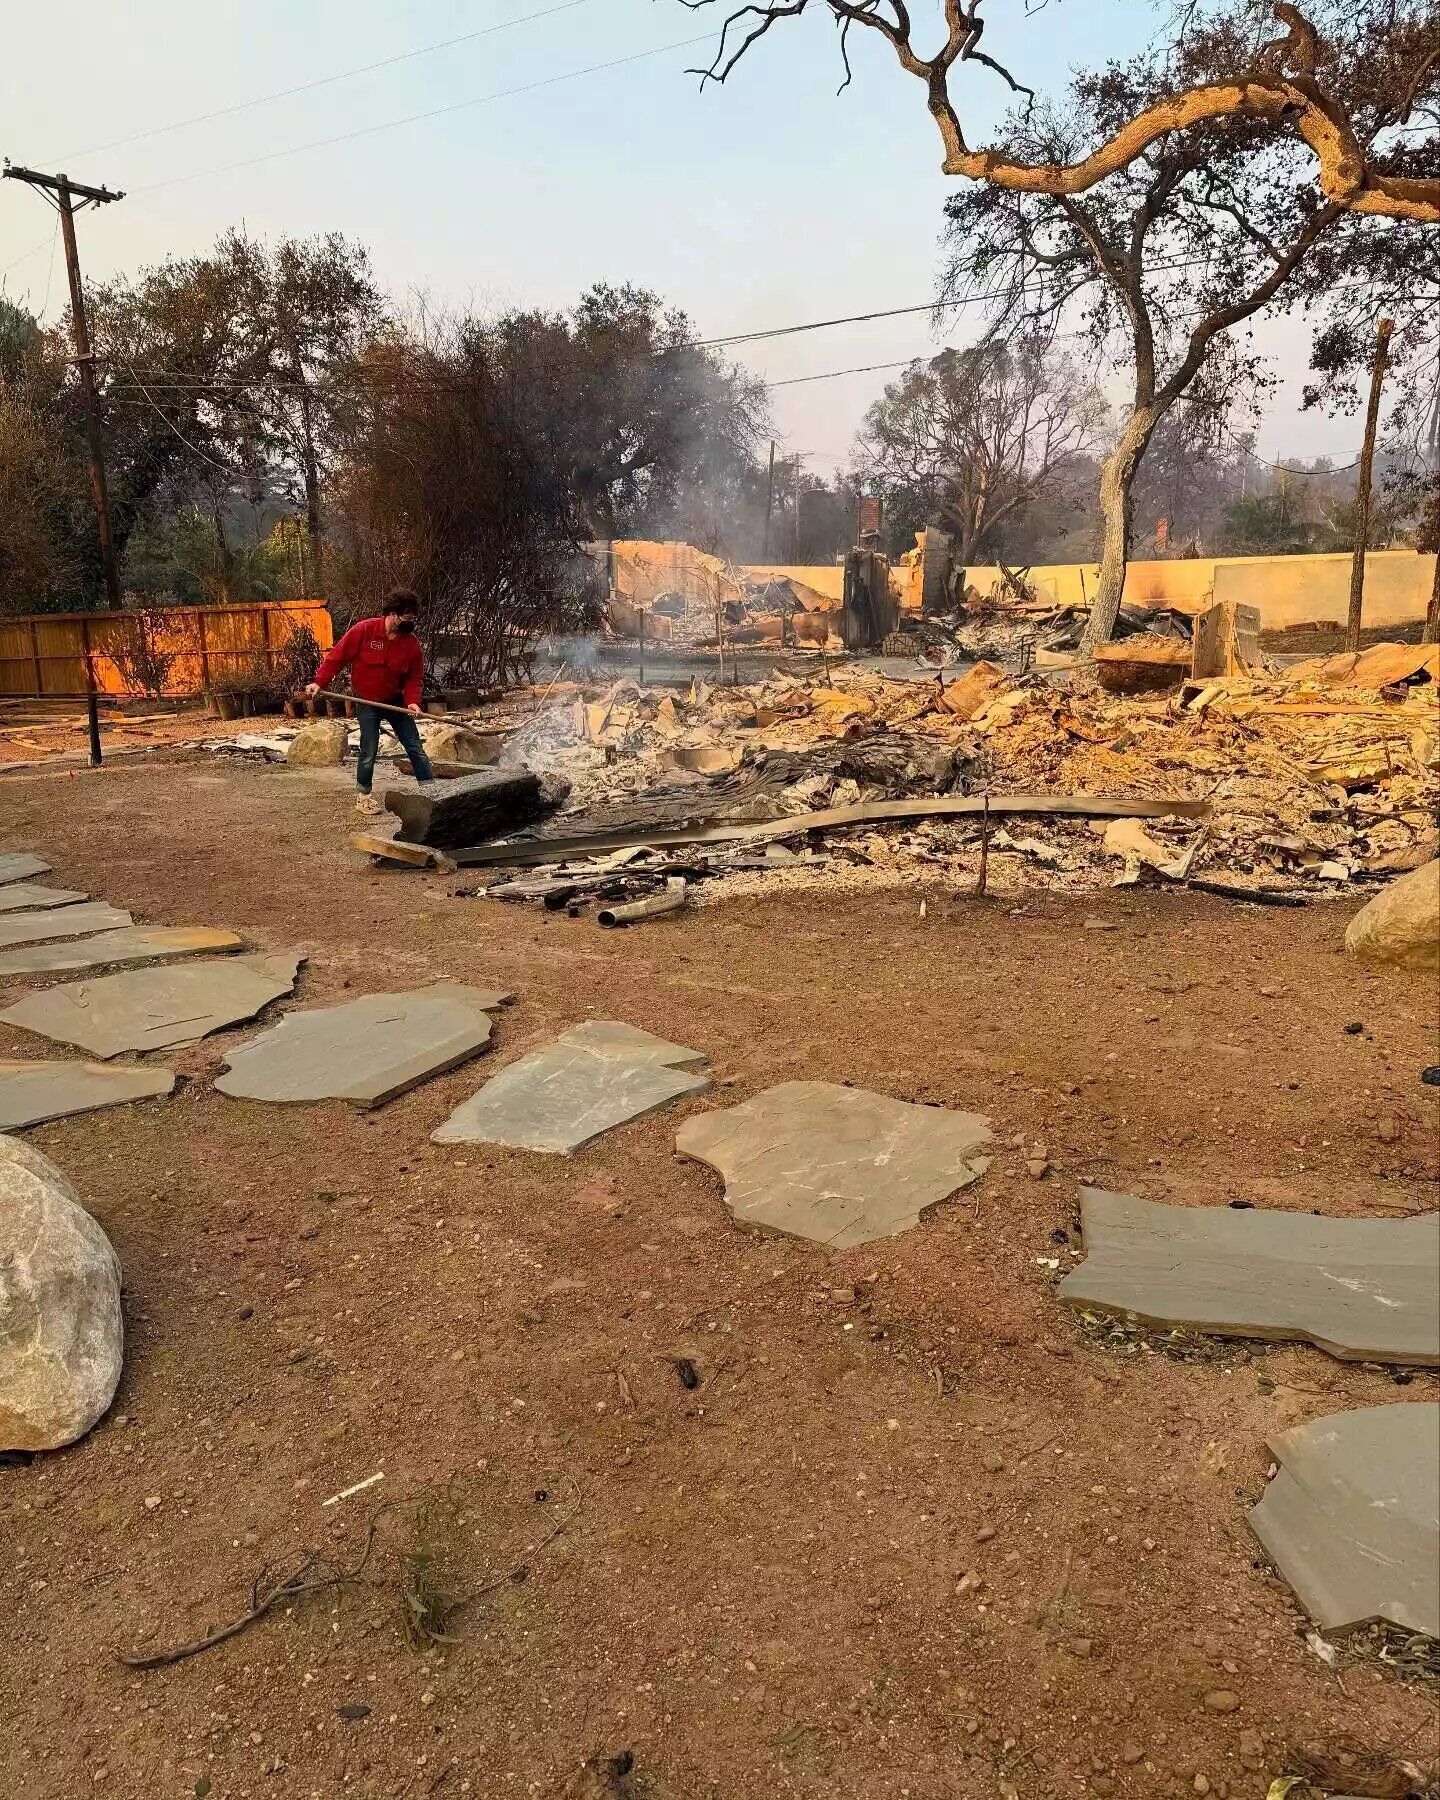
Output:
top-left (451, 792), bottom-right (1211, 869)
top-left (350, 833), bottom-right (454, 871)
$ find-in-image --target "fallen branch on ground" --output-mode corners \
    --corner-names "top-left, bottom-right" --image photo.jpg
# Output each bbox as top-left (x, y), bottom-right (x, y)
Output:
top-left (118, 1515), bottom-right (387, 1670)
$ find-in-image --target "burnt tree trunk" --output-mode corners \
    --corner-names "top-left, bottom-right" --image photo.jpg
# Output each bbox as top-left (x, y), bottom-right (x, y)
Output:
top-left (1083, 405), bottom-right (1160, 652)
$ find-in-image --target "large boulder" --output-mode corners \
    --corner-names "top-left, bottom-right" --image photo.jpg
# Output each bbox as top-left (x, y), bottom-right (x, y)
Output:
top-left (286, 720), bottom-right (350, 768)
top-left (0, 1136), bottom-right (122, 1451)
top-left (1345, 859), bottom-right (1440, 973)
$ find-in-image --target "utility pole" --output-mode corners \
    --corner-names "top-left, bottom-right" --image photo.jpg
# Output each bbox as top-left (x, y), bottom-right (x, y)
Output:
top-left (1345, 315), bottom-right (1394, 654)
top-left (761, 440), bottom-right (775, 561)
top-left (4, 162), bottom-right (125, 615)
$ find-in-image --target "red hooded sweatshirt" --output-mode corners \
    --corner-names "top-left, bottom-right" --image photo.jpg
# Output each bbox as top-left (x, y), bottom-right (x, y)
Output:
top-left (314, 617), bottom-right (424, 708)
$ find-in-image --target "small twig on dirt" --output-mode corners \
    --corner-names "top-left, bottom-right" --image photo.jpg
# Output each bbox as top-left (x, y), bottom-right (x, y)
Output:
top-left (118, 1513), bottom-right (388, 1670)
top-left (1036, 1545), bottom-right (1074, 1637)
top-left (458, 1475), bottom-right (582, 1612)
top-left (615, 1367), bottom-right (634, 1409)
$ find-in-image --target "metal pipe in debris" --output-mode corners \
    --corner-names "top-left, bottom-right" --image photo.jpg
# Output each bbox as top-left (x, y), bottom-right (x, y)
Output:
top-left (597, 880), bottom-right (688, 928)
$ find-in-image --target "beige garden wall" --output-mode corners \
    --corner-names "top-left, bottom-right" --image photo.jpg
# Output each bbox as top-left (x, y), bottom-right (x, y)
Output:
top-left (960, 549), bottom-right (1435, 629)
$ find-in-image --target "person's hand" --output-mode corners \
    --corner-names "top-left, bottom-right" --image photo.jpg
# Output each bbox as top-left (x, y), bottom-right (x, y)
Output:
top-left (407, 703), bottom-right (422, 717)
top-left (304, 682), bottom-right (319, 698)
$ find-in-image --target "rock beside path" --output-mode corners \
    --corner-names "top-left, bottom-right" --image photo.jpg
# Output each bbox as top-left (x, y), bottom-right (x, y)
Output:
top-left (0, 1135), bottom-right (122, 1451)
top-left (286, 720), bottom-right (350, 768)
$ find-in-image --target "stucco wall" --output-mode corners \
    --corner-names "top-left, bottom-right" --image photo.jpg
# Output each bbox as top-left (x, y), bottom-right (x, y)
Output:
top-left (958, 550), bottom-right (1435, 628)
top-left (1211, 551), bottom-right (1436, 630)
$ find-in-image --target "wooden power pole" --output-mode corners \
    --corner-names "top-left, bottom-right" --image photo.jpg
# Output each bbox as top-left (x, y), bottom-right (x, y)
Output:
top-left (3, 162), bottom-right (126, 611)
top-left (1345, 315), bottom-right (1394, 654)
top-left (761, 440), bottom-right (776, 560)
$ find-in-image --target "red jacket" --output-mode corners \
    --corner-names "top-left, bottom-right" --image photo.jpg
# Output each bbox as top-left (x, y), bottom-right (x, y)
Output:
top-left (315, 617), bottom-right (424, 708)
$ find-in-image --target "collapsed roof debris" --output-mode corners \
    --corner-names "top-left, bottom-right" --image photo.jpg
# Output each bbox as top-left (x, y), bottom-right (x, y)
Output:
top-left (439, 638), bottom-right (1437, 916)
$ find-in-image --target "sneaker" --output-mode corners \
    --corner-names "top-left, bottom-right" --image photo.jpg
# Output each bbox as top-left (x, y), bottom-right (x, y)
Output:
top-left (355, 793), bottom-right (384, 818)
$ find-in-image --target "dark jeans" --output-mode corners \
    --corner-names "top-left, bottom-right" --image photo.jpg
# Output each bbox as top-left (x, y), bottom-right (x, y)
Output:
top-left (355, 703), bottom-right (434, 794)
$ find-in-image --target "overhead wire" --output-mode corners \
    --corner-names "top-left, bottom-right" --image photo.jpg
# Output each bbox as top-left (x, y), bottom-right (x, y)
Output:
top-left (0, 232), bottom-right (56, 278)
top-left (130, 32), bottom-right (719, 194)
top-left (53, 0), bottom-right (597, 161)
top-left (40, 216), bottom-right (59, 316)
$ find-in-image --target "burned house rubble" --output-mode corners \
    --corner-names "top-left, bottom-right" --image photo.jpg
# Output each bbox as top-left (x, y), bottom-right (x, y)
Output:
top-left (353, 625), bottom-right (1440, 923)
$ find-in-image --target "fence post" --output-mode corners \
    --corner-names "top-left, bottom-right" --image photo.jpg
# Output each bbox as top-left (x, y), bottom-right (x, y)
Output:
top-left (197, 609), bottom-right (212, 692)
top-left (79, 616), bottom-right (102, 766)
top-left (28, 620), bottom-right (42, 696)
top-left (260, 606), bottom-right (277, 676)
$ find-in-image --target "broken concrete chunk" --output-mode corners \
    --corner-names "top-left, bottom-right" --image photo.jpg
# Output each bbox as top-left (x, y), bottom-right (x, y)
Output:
top-left (1344, 858), bottom-right (1439, 973)
top-left (0, 902), bottom-right (131, 949)
top-left (0, 854), bottom-right (50, 885)
top-left (0, 926), bottom-right (243, 979)
top-left (0, 1059), bottom-right (175, 1130)
top-left (0, 1134), bottom-right (122, 1451)
top-left (0, 953), bottom-right (303, 1058)
top-left (676, 1081), bottom-right (992, 1249)
top-left (0, 884), bottom-right (89, 912)
top-left (384, 767), bottom-right (552, 848)
top-left (285, 719), bottom-right (350, 767)
top-left (433, 1021), bottom-right (709, 1154)
top-left (1249, 1403), bottom-right (1438, 1638)
top-left (419, 722), bottom-right (502, 768)
top-left (1059, 1186), bottom-right (1438, 1365)
top-left (215, 982), bottom-right (509, 1108)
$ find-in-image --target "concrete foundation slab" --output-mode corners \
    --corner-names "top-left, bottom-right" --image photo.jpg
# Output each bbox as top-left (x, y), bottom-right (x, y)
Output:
top-left (1059, 1186), bottom-right (1438, 1364)
top-left (0, 885), bottom-right (89, 912)
top-left (433, 1021), bottom-right (708, 1154)
top-left (0, 1059), bottom-right (175, 1129)
top-left (0, 903), bottom-right (131, 949)
top-left (1249, 1403), bottom-right (1439, 1637)
top-left (676, 1081), bottom-right (992, 1249)
top-left (0, 926), bottom-right (243, 979)
top-left (0, 953), bottom-right (303, 1057)
top-left (0, 854), bottom-right (50, 885)
top-left (215, 981), bottom-right (510, 1107)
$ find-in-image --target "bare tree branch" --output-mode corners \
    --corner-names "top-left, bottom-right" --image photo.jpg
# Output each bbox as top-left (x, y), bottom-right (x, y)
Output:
top-left (684, 0), bottom-right (1440, 221)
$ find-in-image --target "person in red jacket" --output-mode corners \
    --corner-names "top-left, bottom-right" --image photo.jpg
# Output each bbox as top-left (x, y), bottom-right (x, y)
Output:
top-left (308, 589), bottom-right (435, 815)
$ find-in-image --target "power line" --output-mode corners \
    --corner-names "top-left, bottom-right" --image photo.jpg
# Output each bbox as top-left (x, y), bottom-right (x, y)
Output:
top-left (0, 231), bottom-right (55, 277)
top-left (123, 361), bottom-right (236, 472)
top-left (95, 269), bottom-right (1424, 398)
top-left (769, 358), bottom-right (919, 388)
top-left (54, 0), bottom-right (597, 162)
top-left (131, 32), bottom-right (717, 194)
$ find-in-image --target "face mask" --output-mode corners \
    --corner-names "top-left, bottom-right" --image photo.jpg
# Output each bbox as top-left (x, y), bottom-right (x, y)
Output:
top-left (393, 618), bottom-right (417, 635)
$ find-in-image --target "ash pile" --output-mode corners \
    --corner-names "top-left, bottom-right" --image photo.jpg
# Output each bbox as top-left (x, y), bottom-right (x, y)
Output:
top-left (441, 637), bottom-right (1438, 919)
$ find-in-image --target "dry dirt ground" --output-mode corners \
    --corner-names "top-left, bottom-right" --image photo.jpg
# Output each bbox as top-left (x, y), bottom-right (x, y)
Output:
top-left (2, 753), bottom-right (1437, 1800)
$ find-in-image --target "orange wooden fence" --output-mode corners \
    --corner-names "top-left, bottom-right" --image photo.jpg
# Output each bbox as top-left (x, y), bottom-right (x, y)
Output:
top-left (0, 601), bottom-right (334, 699)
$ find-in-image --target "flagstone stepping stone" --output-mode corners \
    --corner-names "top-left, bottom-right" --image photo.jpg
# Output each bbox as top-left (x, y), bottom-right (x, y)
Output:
top-left (433, 1021), bottom-right (708, 1154)
top-left (0, 953), bottom-right (303, 1057)
top-left (1249, 1403), bottom-right (1438, 1637)
top-left (0, 884), bottom-right (89, 912)
top-left (0, 854), bottom-right (50, 885)
top-left (215, 981), bottom-right (511, 1108)
top-left (0, 902), bottom-right (131, 950)
top-left (0, 1059), bottom-right (174, 1130)
top-left (1059, 1186), bottom-right (1439, 1365)
top-left (675, 1081), bottom-right (993, 1249)
top-left (0, 926), bottom-right (243, 979)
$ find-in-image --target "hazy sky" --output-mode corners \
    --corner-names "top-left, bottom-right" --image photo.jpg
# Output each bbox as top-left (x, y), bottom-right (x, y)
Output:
top-left (2, 0), bottom-right (1367, 475)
